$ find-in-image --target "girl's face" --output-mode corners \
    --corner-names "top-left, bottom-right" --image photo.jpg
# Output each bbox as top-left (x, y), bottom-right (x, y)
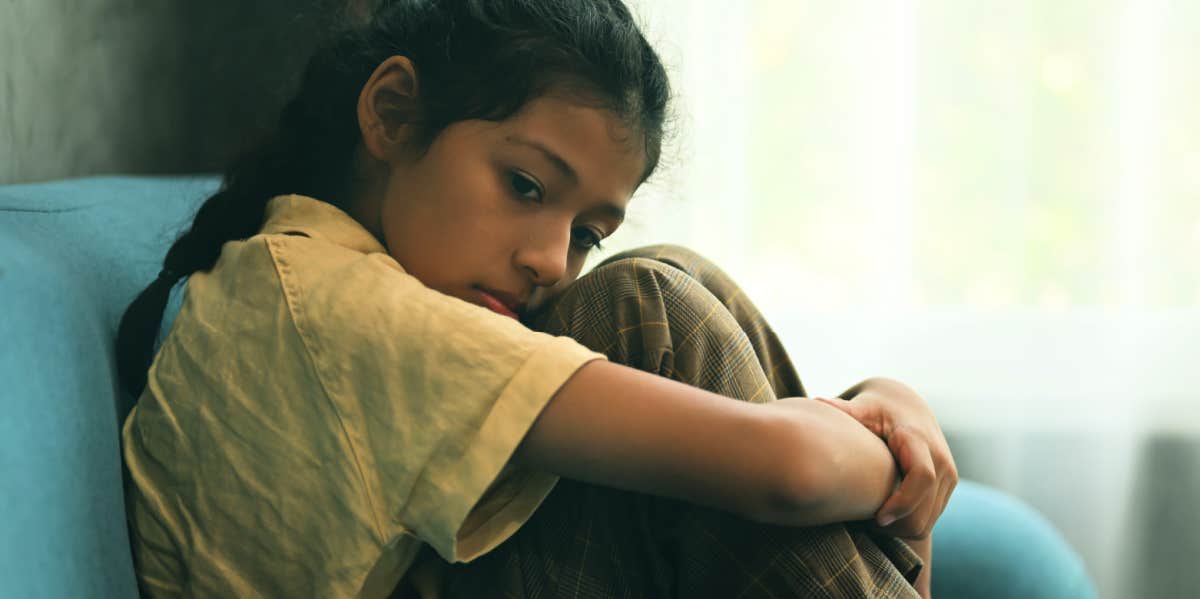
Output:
top-left (358, 92), bottom-right (647, 322)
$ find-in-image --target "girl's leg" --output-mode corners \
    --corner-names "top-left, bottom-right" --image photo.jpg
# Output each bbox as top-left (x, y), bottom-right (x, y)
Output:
top-left (441, 245), bottom-right (922, 598)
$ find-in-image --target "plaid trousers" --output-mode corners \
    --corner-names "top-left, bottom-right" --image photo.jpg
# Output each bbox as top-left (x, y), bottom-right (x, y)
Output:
top-left (432, 245), bottom-right (922, 598)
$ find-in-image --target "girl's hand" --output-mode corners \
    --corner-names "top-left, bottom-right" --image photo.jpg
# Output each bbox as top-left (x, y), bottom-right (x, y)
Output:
top-left (814, 377), bottom-right (957, 541)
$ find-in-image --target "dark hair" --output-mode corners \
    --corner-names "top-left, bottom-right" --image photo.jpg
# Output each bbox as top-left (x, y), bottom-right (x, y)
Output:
top-left (116, 0), bottom-right (671, 397)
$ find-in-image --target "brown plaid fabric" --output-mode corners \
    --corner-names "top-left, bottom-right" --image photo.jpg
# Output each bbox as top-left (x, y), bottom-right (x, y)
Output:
top-left (428, 245), bottom-right (922, 598)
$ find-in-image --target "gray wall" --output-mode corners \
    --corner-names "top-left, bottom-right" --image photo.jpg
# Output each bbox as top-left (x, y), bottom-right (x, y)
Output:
top-left (1, 0), bottom-right (343, 184)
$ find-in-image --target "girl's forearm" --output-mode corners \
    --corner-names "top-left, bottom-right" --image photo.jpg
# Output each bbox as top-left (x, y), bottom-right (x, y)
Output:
top-left (520, 362), bottom-right (898, 529)
top-left (758, 398), bottom-right (900, 526)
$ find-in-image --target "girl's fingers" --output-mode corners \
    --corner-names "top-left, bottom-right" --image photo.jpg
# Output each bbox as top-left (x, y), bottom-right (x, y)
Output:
top-left (812, 396), bottom-right (854, 415)
top-left (935, 464), bottom-right (958, 523)
top-left (876, 426), bottom-right (936, 529)
top-left (929, 432), bottom-right (958, 526)
top-left (813, 395), bottom-right (885, 437)
top-left (914, 435), bottom-right (956, 537)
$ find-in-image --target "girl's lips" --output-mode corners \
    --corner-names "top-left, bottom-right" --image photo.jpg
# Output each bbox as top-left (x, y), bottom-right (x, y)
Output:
top-left (477, 289), bottom-right (519, 320)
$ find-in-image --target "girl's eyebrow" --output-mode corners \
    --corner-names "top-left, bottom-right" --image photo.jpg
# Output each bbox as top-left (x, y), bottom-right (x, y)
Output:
top-left (505, 134), bottom-right (578, 185)
top-left (504, 134), bottom-right (626, 224)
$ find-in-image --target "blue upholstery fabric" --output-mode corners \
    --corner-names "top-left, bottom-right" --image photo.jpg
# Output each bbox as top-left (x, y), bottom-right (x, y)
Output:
top-left (0, 176), bottom-right (1097, 598)
top-left (0, 176), bottom-right (218, 598)
top-left (933, 480), bottom-right (1098, 598)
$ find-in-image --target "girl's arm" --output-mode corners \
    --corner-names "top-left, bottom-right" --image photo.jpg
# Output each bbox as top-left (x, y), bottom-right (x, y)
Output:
top-left (513, 360), bottom-right (900, 527)
top-left (908, 535), bottom-right (933, 598)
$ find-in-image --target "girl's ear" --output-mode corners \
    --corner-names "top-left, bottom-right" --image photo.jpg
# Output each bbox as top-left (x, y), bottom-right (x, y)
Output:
top-left (357, 55), bottom-right (422, 162)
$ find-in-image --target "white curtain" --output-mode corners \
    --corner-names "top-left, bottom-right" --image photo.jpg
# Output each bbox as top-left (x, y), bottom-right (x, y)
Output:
top-left (614, 1), bottom-right (1200, 596)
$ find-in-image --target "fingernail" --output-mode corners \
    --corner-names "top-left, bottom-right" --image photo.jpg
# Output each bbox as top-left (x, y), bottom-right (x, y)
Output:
top-left (878, 514), bottom-right (896, 527)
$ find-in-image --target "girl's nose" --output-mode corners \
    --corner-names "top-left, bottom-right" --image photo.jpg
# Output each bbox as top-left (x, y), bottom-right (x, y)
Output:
top-left (514, 224), bottom-right (570, 288)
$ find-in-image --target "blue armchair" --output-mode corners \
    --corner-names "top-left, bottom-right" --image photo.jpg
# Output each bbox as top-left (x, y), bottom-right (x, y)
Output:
top-left (0, 176), bottom-right (1097, 598)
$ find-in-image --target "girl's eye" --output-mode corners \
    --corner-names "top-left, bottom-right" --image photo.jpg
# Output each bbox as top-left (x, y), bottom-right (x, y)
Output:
top-left (509, 171), bottom-right (544, 202)
top-left (572, 227), bottom-right (605, 252)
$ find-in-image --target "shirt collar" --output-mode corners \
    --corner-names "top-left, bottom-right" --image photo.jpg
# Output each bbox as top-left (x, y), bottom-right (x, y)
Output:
top-left (260, 194), bottom-right (388, 255)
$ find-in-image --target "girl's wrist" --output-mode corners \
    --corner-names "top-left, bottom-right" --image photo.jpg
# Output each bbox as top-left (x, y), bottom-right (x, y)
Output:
top-left (773, 398), bottom-right (900, 523)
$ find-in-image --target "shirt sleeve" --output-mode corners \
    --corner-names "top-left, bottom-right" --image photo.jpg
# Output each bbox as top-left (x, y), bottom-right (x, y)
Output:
top-left (266, 235), bottom-right (606, 563)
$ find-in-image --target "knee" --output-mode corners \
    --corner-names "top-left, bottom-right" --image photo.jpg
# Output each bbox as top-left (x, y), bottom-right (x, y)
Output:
top-left (564, 253), bottom-right (738, 335)
top-left (525, 252), bottom-right (706, 331)
top-left (600, 244), bottom-right (720, 276)
top-left (585, 251), bottom-right (700, 302)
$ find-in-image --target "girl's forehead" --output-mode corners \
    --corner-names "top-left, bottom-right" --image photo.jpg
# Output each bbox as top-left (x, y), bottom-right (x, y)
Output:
top-left (498, 95), bottom-right (647, 197)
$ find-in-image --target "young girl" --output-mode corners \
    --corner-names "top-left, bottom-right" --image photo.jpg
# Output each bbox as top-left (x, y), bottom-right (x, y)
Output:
top-left (117, 1), bottom-right (956, 597)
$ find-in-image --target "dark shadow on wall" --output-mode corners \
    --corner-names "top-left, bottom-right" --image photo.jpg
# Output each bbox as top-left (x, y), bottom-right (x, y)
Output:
top-left (0, 0), bottom-right (357, 184)
top-left (1119, 435), bottom-right (1200, 598)
top-left (175, 0), bottom-right (353, 175)
top-left (1, 1), bottom-right (187, 183)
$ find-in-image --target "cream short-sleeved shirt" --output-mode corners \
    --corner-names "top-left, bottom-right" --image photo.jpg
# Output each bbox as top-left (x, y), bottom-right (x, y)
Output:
top-left (121, 194), bottom-right (606, 598)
